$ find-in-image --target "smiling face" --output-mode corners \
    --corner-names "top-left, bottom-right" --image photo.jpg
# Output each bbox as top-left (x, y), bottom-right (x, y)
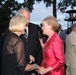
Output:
top-left (41, 16), bottom-right (59, 37)
top-left (42, 21), bottom-right (52, 36)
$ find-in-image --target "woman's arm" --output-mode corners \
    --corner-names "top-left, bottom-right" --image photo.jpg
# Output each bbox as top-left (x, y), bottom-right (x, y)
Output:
top-left (38, 66), bottom-right (53, 75)
top-left (15, 41), bottom-right (39, 72)
top-left (25, 63), bottom-right (39, 71)
top-left (25, 55), bottom-right (38, 71)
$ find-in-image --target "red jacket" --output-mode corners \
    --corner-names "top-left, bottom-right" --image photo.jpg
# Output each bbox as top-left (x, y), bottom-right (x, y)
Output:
top-left (41, 32), bottom-right (65, 75)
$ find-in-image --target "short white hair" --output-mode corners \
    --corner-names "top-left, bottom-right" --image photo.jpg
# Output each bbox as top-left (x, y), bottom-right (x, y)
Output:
top-left (18, 8), bottom-right (30, 16)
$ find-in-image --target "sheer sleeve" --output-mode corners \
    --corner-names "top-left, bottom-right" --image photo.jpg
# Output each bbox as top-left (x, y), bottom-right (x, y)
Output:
top-left (3, 33), bottom-right (26, 72)
top-left (14, 41), bottom-right (26, 72)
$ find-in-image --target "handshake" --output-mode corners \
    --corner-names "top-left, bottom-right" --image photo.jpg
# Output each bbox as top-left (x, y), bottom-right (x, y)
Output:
top-left (29, 55), bottom-right (53, 75)
top-left (34, 64), bottom-right (49, 75)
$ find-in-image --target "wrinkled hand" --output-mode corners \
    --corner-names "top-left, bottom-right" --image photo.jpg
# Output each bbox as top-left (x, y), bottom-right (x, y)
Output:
top-left (29, 55), bottom-right (35, 64)
top-left (36, 67), bottom-right (46, 75)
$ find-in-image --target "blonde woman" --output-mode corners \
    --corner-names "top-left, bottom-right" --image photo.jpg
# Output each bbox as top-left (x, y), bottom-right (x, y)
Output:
top-left (37, 16), bottom-right (65, 75)
top-left (2, 16), bottom-right (38, 75)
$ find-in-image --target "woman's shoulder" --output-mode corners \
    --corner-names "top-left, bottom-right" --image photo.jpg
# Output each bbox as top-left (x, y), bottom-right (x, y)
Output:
top-left (7, 32), bottom-right (22, 45)
top-left (54, 34), bottom-right (63, 44)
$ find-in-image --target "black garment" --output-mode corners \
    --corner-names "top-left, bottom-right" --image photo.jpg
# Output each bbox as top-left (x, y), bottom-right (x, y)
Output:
top-left (20, 23), bottom-right (43, 75)
top-left (2, 32), bottom-right (26, 75)
top-left (0, 34), bottom-right (5, 75)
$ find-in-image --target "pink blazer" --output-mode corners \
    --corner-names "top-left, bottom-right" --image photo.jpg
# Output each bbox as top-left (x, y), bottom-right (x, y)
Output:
top-left (41, 32), bottom-right (65, 75)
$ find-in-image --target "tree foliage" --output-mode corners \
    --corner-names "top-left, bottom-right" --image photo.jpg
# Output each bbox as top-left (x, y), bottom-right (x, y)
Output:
top-left (0, 0), bottom-right (76, 34)
top-left (24, 0), bottom-right (35, 12)
top-left (58, 0), bottom-right (76, 13)
top-left (0, 0), bottom-right (22, 33)
top-left (36, 0), bottom-right (53, 7)
top-left (0, 0), bottom-right (36, 34)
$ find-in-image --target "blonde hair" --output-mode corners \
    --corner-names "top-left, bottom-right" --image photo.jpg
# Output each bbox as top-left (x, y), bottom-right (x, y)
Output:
top-left (9, 16), bottom-right (27, 32)
top-left (42, 16), bottom-right (59, 31)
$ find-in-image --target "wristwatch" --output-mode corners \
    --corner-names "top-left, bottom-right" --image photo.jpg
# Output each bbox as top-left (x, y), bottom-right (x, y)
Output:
top-left (34, 63), bottom-right (38, 69)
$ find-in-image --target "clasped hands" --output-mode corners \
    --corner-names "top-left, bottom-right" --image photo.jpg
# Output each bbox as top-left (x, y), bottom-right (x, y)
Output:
top-left (29, 55), bottom-right (47, 75)
top-left (36, 66), bottom-right (48, 75)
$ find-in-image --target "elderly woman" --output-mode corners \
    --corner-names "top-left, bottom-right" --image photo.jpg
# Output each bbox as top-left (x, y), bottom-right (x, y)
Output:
top-left (38, 16), bottom-right (65, 75)
top-left (2, 16), bottom-right (38, 75)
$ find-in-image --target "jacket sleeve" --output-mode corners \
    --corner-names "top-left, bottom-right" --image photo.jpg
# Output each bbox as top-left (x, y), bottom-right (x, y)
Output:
top-left (71, 35), bottom-right (76, 53)
top-left (51, 38), bottom-right (65, 71)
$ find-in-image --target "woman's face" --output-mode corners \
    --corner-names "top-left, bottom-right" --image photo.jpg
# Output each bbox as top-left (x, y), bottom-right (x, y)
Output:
top-left (21, 24), bottom-right (27, 34)
top-left (42, 21), bottom-right (51, 35)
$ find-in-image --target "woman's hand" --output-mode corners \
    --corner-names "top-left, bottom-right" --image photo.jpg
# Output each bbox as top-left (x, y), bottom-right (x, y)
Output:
top-left (39, 38), bottom-right (44, 48)
top-left (37, 67), bottom-right (46, 75)
top-left (29, 55), bottom-right (35, 63)
top-left (36, 66), bottom-right (53, 75)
